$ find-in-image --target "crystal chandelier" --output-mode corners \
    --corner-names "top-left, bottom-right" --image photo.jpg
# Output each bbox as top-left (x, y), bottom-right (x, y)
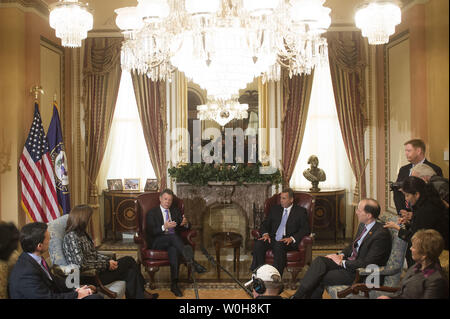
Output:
top-left (49, 0), bottom-right (93, 48)
top-left (114, 0), bottom-right (331, 125)
top-left (197, 98), bottom-right (249, 127)
top-left (355, 1), bottom-right (401, 45)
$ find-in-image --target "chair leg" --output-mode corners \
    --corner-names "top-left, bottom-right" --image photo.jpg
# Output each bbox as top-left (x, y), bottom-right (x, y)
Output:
top-left (145, 267), bottom-right (159, 290)
top-left (286, 268), bottom-right (301, 290)
top-left (94, 274), bottom-right (117, 299)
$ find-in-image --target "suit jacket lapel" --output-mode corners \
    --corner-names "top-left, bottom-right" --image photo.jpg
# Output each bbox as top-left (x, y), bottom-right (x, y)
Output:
top-left (157, 207), bottom-right (165, 226)
top-left (357, 222), bottom-right (380, 251)
top-left (25, 253), bottom-right (54, 284)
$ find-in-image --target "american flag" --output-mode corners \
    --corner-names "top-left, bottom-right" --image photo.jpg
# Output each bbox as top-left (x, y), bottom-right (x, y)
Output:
top-left (19, 103), bottom-right (60, 222)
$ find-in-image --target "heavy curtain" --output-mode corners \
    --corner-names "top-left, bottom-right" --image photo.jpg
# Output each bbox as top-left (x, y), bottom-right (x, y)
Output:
top-left (327, 32), bottom-right (368, 199)
top-left (83, 37), bottom-right (122, 208)
top-left (131, 73), bottom-right (167, 190)
top-left (281, 71), bottom-right (314, 186)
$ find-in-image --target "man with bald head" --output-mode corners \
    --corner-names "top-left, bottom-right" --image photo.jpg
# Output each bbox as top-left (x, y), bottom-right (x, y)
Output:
top-left (292, 198), bottom-right (392, 299)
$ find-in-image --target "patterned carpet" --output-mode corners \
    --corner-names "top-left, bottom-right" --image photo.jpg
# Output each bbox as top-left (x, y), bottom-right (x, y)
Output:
top-left (98, 238), bottom-right (351, 290)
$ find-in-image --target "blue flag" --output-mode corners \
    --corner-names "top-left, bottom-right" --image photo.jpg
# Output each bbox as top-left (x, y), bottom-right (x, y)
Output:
top-left (47, 103), bottom-right (71, 215)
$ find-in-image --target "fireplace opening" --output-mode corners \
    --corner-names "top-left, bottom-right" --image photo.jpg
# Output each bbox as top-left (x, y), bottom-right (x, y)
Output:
top-left (202, 202), bottom-right (248, 251)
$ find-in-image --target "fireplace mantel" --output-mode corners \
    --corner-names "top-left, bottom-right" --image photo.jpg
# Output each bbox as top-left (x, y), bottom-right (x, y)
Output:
top-left (176, 182), bottom-right (273, 250)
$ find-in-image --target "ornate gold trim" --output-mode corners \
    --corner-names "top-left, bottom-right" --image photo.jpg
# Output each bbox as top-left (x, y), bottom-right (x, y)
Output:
top-left (383, 31), bottom-right (410, 212)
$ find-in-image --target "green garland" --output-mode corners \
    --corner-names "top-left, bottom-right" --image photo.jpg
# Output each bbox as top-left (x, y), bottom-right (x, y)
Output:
top-left (168, 163), bottom-right (282, 186)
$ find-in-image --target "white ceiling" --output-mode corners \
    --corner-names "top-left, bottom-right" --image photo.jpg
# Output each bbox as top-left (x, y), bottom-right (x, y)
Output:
top-left (42, 0), bottom-right (417, 35)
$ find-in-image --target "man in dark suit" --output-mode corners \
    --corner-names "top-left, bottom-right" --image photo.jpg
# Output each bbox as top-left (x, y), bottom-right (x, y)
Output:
top-left (250, 188), bottom-right (310, 276)
top-left (292, 198), bottom-right (392, 299)
top-left (393, 139), bottom-right (443, 214)
top-left (8, 222), bottom-right (102, 299)
top-left (146, 188), bottom-right (205, 297)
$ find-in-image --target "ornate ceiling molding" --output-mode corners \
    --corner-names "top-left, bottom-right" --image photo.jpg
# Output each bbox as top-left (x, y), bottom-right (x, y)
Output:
top-left (0, 0), bottom-right (49, 19)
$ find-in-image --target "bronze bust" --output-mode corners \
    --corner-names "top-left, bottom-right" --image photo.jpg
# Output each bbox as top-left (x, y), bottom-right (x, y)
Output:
top-left (303, 155), bottom-right (326, 192)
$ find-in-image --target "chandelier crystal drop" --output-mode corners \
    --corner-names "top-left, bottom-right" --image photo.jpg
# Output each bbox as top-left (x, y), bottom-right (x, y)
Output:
top-left (49, 0), bottom-right (93, 48)
top-left (355, 1), bottom-right (401, 45)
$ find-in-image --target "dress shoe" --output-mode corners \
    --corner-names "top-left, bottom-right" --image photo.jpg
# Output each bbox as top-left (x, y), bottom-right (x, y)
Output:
top-left (144, 290), bottom-right (159, 299)
top-left (192, 261), bottom-right (207, 274)
top-left (171, 282), bottom-right (183, 297)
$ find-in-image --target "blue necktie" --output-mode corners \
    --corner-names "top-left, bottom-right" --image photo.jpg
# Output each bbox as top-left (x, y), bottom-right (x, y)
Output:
top-left (275, 208), bottom-right (289, 241)
top-left (165, 209), bottom-right (174, 234)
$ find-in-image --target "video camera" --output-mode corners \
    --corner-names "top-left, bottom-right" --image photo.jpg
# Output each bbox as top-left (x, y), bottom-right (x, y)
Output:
top-left (389, 181), bottom-right (403, 192)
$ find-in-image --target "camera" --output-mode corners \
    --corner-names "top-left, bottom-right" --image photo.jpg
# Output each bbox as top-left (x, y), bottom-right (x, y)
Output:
top-left (389, 181), bottom-right (402, 192)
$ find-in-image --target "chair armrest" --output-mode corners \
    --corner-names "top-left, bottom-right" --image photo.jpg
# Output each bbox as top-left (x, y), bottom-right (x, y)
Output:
top-left (358, 266), bottom-right (401, 277)
top-left (181, 229), bottom-right (198, 247)
top-left (298, 233), bottom-right (314, 249)
top-left (251, 229), bottom-right (261, 239)
top-left (98, 251), bottom-right (116, 260)
top-left (337, 283), bottom-right (401, 299)
top-left (52, 264), bottom-right (80, 277)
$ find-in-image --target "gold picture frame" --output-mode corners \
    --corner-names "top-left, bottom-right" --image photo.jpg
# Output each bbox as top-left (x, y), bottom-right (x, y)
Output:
top-left (144, 178), bottom-right (158, 191)
top-left (107, 179), bottom-right (123, 191)
top-left (123, 178), bottom-right (140, 191)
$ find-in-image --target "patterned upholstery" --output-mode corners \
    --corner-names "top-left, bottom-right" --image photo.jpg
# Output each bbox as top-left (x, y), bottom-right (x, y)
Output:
top-left (47, 215), bottom-right (126, 299)
top-left (0, 250), bottom-right (19, 299)
top-left (326, 213), bottom-right (407, 299)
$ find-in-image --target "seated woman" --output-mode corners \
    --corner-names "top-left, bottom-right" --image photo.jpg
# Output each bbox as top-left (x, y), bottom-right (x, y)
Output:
top-left (385, 176), bottom-right (449, 267)
top-left (62, 205), bottom-right (158, 299)
top-left (378, 229), bottom-right (448, 299)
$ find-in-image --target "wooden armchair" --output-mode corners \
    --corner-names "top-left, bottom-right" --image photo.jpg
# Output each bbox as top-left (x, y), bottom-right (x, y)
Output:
top-left (326, 214), bottom-right (408, 299)
top-left (251, 192), bottom-right (315, 289)
top-left (47, 214), bottom-right (126, 299)
top-left (134, 192), bottom-right (197, 289)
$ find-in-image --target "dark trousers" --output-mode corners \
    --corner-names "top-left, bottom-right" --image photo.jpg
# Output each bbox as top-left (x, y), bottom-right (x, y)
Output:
top-left (98, 256), bottom-right (146, 299)
top-left (151, 234), bottom-right (187, 282)
top-left (251, 238), bottom-right (297, 276)
top-left (294, 256), bottom-right (356, 299)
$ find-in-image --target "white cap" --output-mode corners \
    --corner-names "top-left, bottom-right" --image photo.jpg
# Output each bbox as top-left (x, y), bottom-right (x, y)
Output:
top-left (245, 264), bottom-right (281, 287)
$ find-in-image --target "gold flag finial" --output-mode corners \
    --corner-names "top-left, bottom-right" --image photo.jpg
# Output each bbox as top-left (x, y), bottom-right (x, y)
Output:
top-left (30, 86), bottom-right (44, 101)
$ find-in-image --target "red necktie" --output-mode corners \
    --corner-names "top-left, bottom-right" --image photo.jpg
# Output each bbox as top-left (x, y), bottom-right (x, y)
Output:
top-left (348, 226), bottom-right (367, 260)
top-left (41, 258), bottom-right (49, 272)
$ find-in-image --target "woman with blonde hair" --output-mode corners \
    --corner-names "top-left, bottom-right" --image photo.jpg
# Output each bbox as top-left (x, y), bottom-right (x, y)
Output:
top-left (378, 229), bottom-right (448, 299)
top-left (63, 204), bottom-right (158, 299)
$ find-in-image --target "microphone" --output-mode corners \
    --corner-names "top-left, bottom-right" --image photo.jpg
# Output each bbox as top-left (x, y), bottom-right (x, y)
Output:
top-left (200, 246), bottom-right (254, 299)
top-left (183, 245), bottom-right (199, 299)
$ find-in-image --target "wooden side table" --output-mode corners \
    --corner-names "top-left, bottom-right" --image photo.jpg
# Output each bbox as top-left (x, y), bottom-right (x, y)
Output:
top-left (294, 189), bottom-right (346, 242)
top-left (104, 190), bottom-right (157, 241)
top-left (211, 232), bottom-right (243, 280)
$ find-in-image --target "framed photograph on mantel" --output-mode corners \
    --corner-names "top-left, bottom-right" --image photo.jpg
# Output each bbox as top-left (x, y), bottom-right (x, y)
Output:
top-left (144, 179), bottom-right (158, 191)
top-left (107, 179), bottom-right (123, 191)
top-left (124, 178), bottom-right (140, 191)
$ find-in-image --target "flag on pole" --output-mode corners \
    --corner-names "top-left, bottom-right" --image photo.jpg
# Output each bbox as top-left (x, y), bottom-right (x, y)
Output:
top-left (19, 103), bottom-right (60, 222)
top-left (47, 102), bottom-right (71, 215)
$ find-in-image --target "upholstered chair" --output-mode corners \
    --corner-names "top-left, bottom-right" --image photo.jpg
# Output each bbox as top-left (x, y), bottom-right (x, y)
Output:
top-left (251, 192), bottom-right (315, 289)
top-left (134, 192), bottom-right (197, 289)
top-left (0, 250), bottom-right (19, 299)
top-left (326, 214), bottom-right (408, 299)
top-left (47, 214), bottom-right (126, 299)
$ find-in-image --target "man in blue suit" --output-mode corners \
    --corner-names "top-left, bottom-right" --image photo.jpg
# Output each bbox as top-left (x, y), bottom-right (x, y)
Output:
top-left (8, 222), bottom-right (102, 299)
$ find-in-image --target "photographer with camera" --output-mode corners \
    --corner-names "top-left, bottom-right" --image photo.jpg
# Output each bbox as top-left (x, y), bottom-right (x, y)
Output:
top-left (385, 176), bottom-right (448, 267)
top-left (392, 139), bottom-right (442, 215)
